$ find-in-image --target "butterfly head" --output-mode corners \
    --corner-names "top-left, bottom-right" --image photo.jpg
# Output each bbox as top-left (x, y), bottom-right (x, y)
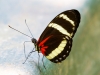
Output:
top-left (31, 38), bottom-right (37, 44)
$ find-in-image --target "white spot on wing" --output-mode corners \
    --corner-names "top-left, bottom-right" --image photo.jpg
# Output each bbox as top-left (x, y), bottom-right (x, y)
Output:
top-left (67, 51), bottom-right (69, 53)
top-left (63, 55), bottom-right (66, 57)
top-left (59, 58), bottom-right (62, 60)
top-left (56, 60), bottom-right (58, 62)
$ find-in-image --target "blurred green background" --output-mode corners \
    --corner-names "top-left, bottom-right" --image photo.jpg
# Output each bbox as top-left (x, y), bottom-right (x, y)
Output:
top-left (40, 1), bottom-right (100, 75)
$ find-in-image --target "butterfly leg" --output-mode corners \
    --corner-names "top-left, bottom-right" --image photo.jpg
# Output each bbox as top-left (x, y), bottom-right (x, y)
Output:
top-left (42, 55), bottom-right (46, 69)
top-left (23, 41), bottom-right (31, 58)
top-left (23, 47), bottom-right (36, 64)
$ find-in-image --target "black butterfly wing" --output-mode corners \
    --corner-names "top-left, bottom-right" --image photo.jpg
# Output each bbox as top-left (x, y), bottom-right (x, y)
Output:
top-left (38, 9), bottom-right (80, 40)
top-left (37, 9), bottom-right (80, 63)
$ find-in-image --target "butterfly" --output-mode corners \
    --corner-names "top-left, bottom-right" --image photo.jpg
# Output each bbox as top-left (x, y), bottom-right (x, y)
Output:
top-left (32, 9), bottom-right (81, 63)
top-left (9, 9), bottom-right (80, 63)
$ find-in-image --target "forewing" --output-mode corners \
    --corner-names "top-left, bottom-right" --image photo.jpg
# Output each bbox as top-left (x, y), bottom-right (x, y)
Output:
top-left (38, 9), bottom-right (80, 43)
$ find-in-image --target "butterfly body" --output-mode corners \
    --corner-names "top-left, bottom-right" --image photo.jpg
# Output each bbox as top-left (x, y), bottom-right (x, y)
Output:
top-left (32, 9), bottom-right (81, 63)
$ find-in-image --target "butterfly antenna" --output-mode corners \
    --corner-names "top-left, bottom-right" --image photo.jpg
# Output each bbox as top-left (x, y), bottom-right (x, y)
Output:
top-left (8, 25), bottom-right (32, 38)
top-left (25, 19), bottom-right (34, 38)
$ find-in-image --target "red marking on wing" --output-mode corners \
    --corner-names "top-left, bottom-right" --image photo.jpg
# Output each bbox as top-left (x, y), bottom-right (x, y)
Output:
top-left (38, 36), bottom-right (52, 55)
